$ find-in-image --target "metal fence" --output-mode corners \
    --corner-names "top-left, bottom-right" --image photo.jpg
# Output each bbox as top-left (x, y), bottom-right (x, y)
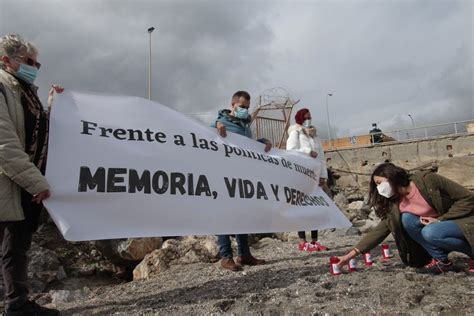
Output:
top-left (323, 120), bottom-right (474, 150)
top-left (380, 120), bottom-right (474, 142)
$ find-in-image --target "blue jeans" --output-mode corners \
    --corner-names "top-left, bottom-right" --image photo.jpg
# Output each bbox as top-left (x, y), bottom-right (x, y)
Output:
top-left (217, 234), bottom-right (250, 259)
top-left (401, 213), bottom-right (472, 261)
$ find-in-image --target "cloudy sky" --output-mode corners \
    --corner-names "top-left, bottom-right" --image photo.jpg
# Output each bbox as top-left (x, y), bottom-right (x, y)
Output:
top-left (1, 0), bottom-right (472, 138)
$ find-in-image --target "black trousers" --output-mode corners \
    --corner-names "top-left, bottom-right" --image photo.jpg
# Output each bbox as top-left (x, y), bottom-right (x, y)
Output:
top-left (298, 230), bottom-right (318, 240)
top-left (0, 220), bottom-right (33, 310)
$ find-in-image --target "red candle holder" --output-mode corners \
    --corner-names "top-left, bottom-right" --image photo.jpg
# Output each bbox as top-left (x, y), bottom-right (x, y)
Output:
top-left (330, 256), bottom-right (342, 275)
top-left (348, 258), bottom-right (357, 272)
top-left (382, 244), bottom-right (393, 260)
top-left (363, 252), bottom-right (373, 266)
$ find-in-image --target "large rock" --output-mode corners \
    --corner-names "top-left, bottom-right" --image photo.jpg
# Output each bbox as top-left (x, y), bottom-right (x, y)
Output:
top-left (342, 227), bottom-right (361, 236)
top-left (352, 219), bottom-right (380, 233)
top-left (133, 236), bottom-right (220, 280)
top-left (334, 175), bottom-right (360, 190)
top-left (132, 249), bottom-right (168, 281)
top-left (347, 200), bottom-right (364, 211)
top-left (316, 227), bottom-right (360, 239)
top-left (27, 242), bottom-right (62, 292)
top-left (346, 192), bottom-right (366, 202)
top-left (95, 237), bottom-right (163, 269)
top-left (333, 192), bottom-right (348, 209)
top-left (368, 210), bottom-right (378, 221)
top-left (248, 233), bottom-right (289, 244)
top-left (118, 237), bottom-right (163, 261)
top-left (286, 231), bottom-right (300, 242)
top-left (271, 232), bottom-right (289, 242)
top-left (345, 200), bottom-right (372, 221)
top-left (50, 289), bottom-right (88, 305)
top-left (257, 232), bottom-right (290, 242)
top-left (178, 236), bottom-right (219, 264)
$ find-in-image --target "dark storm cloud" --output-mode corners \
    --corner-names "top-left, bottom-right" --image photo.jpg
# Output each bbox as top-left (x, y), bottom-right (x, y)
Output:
top-left (1, 0), bottom-right (471, 138)
top-left (267, 0), bottom-right (472, 138)
top-left (1, 0), bottom-right (273, 114)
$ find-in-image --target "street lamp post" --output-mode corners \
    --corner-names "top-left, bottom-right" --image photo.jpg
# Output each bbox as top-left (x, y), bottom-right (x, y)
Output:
top-left (408, 114), bottom-right (415, 139)
top-left (147, 26), bottom-right (155, 100)
top-left (326, 93), bottom-right (333, 148)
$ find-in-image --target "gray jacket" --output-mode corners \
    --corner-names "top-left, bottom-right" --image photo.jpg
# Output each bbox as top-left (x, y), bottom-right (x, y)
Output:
top-left (0, 69), bottom-right (50, 221)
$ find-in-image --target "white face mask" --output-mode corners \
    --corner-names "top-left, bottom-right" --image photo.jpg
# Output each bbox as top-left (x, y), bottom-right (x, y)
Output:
top-left (376, 181), bottom-right (394, 198)
top-left (302, 119), bottom-right (312, 128)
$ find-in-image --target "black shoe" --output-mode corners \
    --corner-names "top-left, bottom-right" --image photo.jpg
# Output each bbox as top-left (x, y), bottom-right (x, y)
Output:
top-left (415, 258), bottom-right (454, 275)
top-left (6, 301), bottom-right (60, 316)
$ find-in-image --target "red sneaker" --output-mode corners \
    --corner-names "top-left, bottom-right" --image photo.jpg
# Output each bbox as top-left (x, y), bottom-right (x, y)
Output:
top-left (311, 241), bottom-right (328, 251)
top-left (468, 259), bottom-right (474, 273)
top-left (298, 242), bottom-right (318, 252)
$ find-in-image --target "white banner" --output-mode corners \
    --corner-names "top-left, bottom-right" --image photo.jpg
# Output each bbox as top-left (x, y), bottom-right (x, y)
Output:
top-left (44, 91), bottom-right (351, 241)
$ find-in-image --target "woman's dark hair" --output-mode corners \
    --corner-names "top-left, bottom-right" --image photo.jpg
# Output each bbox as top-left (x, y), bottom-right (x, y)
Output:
top-left (295, 108), bottom-right (310, 125)
top-left (368, 162), bottom-right (410, 218)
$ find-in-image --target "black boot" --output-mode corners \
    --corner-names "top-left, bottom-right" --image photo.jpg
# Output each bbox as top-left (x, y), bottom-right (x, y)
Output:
top-left (6, 301), bottom-right (60, 316)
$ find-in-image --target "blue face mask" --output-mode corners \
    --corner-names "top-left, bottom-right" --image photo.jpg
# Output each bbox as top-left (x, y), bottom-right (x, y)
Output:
top-left (16, 63), bottom-right (38, 84)
top-left (234, 107), bottom-right (250, 119)
top-left (302, 119), bottom-right (312, 128)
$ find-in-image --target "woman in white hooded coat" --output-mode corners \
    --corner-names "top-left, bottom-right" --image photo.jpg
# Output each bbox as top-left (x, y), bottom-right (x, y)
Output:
top-left (286, 108), bottom-right (329, 252)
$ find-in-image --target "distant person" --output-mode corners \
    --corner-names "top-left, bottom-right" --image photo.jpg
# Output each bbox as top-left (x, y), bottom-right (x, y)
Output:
top-left (336, 163), bottom-right (473, 274)
top-left (369, 123), bottom-right (383, 143)
top-left (0, 34), bottom-right (62, 315)
top-left (211, 90), bottom-right (271, 271)
top-left (286, 108), bottom-right (329, 252)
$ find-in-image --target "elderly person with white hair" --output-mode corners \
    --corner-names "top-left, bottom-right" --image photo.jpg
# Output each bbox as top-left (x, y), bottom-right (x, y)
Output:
top-left (0, 33), bottom-right (61, 316)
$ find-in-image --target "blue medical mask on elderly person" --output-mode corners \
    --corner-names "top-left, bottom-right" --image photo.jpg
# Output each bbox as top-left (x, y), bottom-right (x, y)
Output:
top-left (302, 119), bottom-right (312, 128)
top-left (16, 63), bottom-right (38, 84)
top-left (234, 107), bottom-right (250, 119)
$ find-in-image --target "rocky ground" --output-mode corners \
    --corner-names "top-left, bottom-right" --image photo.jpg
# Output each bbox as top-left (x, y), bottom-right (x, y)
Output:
top-left (1, 195), bottom-right (472, 315)
top-left (22, 226), bottom-right (473, 315)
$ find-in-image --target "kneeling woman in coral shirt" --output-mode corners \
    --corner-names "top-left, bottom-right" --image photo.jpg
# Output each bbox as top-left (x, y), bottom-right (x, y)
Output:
top-left (338, 163), bottom-right (473, 274)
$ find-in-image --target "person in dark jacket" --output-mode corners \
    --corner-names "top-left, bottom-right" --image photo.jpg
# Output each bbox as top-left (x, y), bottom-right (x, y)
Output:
top-left (369, 123), bottom-right (383, 143)
top-left (337, 163), bottom-right (473, 274)
top-left (211, 90), bottom-right (271, 271)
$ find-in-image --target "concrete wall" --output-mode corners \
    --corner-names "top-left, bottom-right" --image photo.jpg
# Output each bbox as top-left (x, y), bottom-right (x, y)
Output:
top-left (325, 134), bottom-right (474, 197)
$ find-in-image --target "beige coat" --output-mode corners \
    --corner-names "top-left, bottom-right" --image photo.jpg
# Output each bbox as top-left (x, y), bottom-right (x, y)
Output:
top-left (0, 69), bottom-right (50, 222)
